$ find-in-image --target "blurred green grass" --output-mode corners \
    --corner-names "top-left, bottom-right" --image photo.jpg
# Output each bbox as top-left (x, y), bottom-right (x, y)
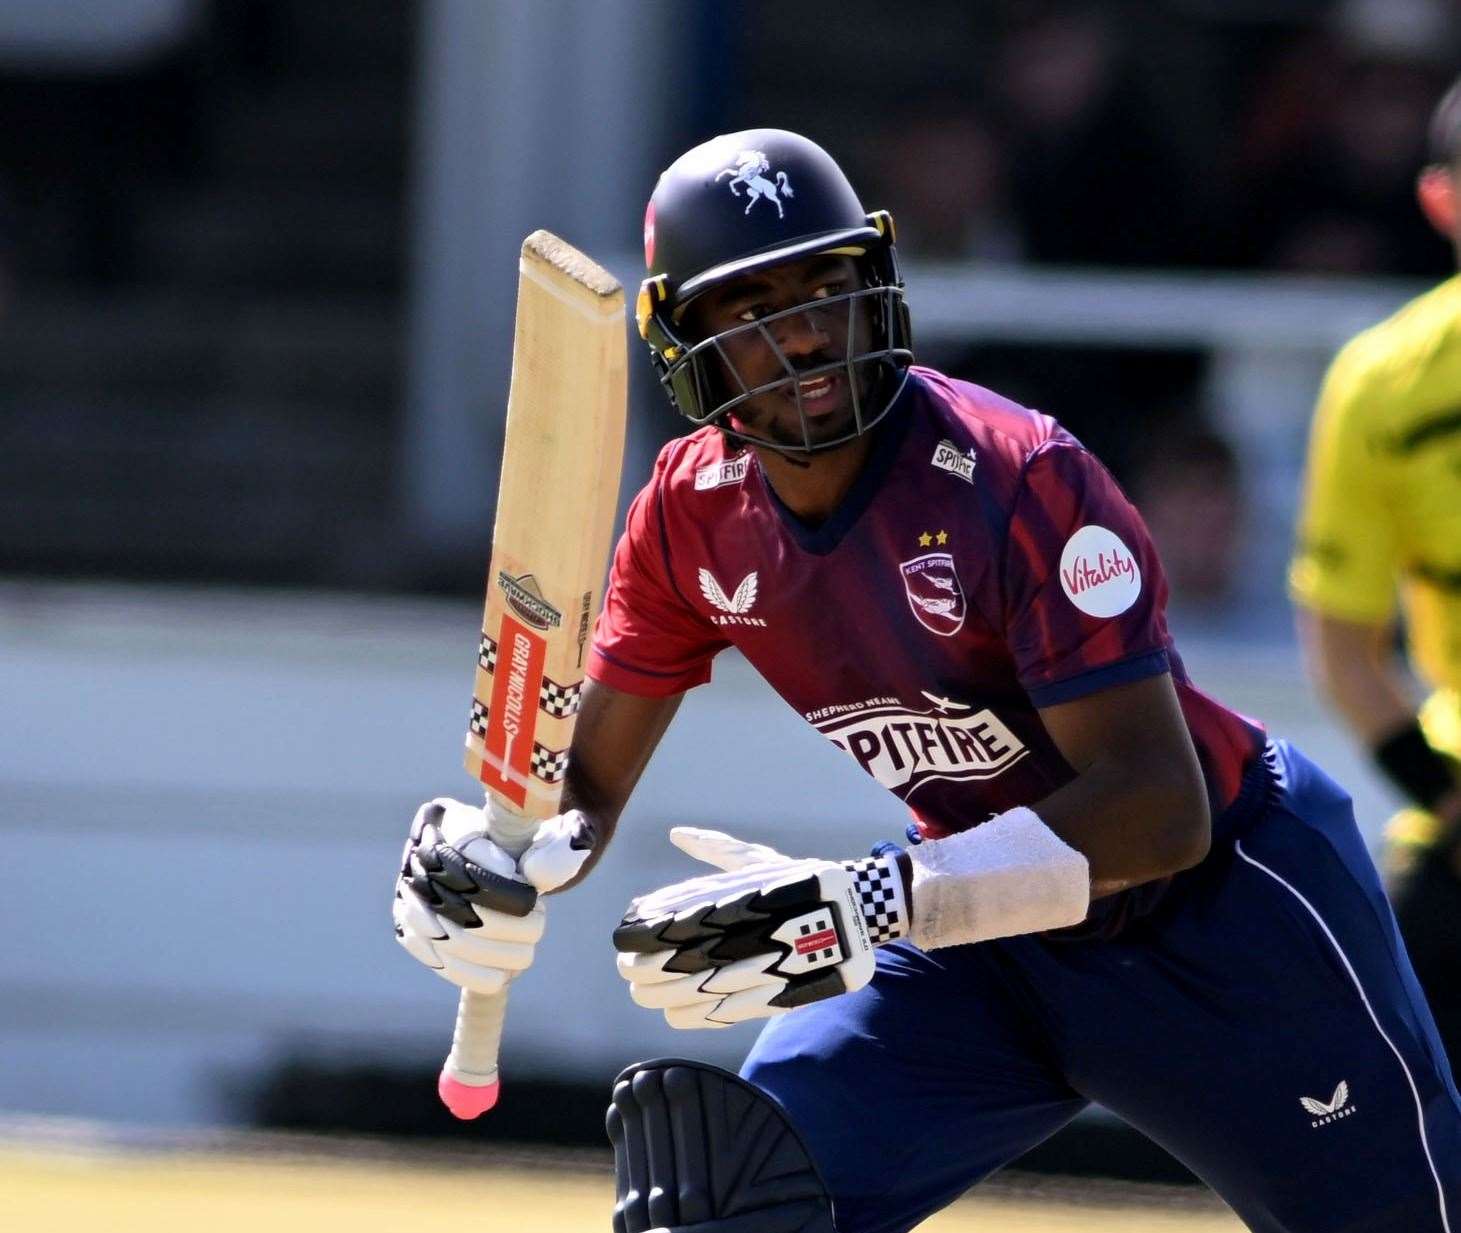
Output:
top-left (0, 1138), bottom-right (1243, 1233)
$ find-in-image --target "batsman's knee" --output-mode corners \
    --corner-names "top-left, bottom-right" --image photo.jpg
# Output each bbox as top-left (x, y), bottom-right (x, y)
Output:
top-left (606, 1057), bottom-right (837, 1233)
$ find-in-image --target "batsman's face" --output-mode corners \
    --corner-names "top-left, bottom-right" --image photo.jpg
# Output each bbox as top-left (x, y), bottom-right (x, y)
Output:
top-left (684, 254), bottom-right (875, 448)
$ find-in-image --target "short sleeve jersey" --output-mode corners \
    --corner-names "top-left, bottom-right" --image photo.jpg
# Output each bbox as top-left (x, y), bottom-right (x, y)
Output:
top-left (1290, 274), bottom-right (1461, 692)
top-left (591, 367), bottom-right (1263, 845)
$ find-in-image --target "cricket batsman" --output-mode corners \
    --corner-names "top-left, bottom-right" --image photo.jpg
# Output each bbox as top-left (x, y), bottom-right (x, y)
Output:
top-left (1291, 75), bottom-right (1461, 1071)
top-left (394, 129), bottom-right (1461, 1232)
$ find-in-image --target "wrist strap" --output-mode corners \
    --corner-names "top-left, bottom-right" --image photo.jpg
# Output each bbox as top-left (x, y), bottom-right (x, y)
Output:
top-left (842, 853), bottom-right (910, 945)
top-left (1372, 720), bottom-right (1457, 813)
top-left (905, 807), bottom-right (1090, 949)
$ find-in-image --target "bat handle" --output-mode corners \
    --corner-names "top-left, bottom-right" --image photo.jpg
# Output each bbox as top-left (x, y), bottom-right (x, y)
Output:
top-left (439, 988), bottom-right (509, 1117)
top-left (438, 805), bottom-right (541, 1120)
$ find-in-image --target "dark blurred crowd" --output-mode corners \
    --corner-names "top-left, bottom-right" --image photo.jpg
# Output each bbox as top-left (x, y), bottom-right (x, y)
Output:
top-left (845, 0), bottom-right (1457, 278)
top-left (4, 0), bottom-right (1455, 304)
top-left (3, 0), bottom-right (1455, 295)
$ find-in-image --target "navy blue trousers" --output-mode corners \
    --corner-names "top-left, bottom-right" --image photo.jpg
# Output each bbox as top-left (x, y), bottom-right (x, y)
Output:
top-left (743, 742), bottom-right (1461, 1232)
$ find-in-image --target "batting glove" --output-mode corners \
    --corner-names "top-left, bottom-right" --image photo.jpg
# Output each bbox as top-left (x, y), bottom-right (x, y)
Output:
top-left (393, 797), bottom-right (594, 995)
top-left (613, 827), bottom-right (911, 1029)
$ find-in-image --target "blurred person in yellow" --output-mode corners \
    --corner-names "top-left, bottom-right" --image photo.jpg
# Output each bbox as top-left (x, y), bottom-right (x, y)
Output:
top-left (1291, 75), bottom-right (1461, 1065)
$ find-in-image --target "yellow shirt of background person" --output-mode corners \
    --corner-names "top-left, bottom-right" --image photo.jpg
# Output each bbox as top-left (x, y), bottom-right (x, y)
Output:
top-left (1291, 275), bottom-right (1461, 844)
top-left (1290, 105), bottom-right (1461, 856)
top-left (1292, 273), bottom-right (1461, 699)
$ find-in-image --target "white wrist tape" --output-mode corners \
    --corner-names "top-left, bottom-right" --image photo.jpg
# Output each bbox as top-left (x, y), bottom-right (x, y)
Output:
top-left (907, 807), bottom-right (1090, 950)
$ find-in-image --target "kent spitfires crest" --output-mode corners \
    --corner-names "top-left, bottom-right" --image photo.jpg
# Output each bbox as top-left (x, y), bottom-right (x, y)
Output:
top-left (900, 552), bottom-right (967, 636)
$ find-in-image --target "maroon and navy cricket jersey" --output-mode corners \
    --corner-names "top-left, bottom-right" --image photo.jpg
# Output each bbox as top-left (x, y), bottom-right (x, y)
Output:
top-left (588, 366), bottom-right (1263, 854)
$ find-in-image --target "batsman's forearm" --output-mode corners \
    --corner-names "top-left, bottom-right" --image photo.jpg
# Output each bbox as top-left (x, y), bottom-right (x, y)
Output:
top-left (1034, 674), bottom-right (1211, 896)
top-left (1035, 752), bottom-right (1210, 893)
top-left (548, 770), bottom-right (621, 894)
top-left (543, 680), bottom-right (685, 893)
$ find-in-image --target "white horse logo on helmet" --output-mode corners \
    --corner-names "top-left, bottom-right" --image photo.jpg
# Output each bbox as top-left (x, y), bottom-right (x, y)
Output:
top-left (716, 150), bottom-right (795, 218)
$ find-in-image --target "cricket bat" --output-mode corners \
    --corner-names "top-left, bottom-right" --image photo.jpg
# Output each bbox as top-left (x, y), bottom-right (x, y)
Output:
top-left (438, 230), bottom-right (626, 1120)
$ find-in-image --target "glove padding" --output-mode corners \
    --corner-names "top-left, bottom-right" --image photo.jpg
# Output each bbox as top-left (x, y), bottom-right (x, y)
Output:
top-left (614, 828), bottom-right (907, 1029)
top-left (393, 797), bottom-right (594, 996)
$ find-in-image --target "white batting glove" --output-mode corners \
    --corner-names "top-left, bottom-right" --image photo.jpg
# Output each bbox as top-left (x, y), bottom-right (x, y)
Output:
top-left (393, 797), bottom-right (595, 996)
top-left (614, 827), bottom-right (910, 1030)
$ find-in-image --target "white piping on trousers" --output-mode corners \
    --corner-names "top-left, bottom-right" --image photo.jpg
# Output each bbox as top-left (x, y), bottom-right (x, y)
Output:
top-left (1235, 839), bottom-right (1451, 1233)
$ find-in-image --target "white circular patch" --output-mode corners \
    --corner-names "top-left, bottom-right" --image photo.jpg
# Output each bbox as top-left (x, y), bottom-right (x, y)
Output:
top-left (1058, 525), bottom-right (1141, 618)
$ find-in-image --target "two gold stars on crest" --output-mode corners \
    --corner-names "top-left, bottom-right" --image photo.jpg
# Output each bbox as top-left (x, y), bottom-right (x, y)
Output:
top-left (917, 530), bottom-right (949, 547)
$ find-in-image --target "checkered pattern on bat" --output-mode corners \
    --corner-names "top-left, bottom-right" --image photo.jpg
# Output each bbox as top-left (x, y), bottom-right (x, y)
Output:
top-left (847, 857), bottom-right (905, 945)
top-left (531, 743), bottom-right (570, 784)
top-left (540, 678), bottom-right (582, 717)
top-left (476, 632), bottom-right (583, 718)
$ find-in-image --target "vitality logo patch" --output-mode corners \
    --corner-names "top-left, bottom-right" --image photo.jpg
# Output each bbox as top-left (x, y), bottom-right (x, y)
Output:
top-left (1058, 525), bottom-right (1141, 618)
top-left (813, 696), bottom-right (1027, 799)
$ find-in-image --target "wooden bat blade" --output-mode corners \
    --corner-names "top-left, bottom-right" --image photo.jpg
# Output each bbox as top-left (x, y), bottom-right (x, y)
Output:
top-left (465, 230), bottom-right (627, 817)
top-left (441, 231), bottom-right (626, 1120)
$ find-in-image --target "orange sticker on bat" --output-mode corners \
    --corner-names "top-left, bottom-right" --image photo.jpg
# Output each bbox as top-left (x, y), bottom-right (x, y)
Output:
top-left (478, 613), bottom-right (547, 808)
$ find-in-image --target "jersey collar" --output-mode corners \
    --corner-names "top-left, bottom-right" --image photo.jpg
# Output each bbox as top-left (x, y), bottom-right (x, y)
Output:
top-left (756, 369), bottom-right (918, 555)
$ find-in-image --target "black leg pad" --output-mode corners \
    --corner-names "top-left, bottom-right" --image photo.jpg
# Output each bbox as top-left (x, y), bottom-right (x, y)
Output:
top-left (606, 1058), bottom-right (837, 1233)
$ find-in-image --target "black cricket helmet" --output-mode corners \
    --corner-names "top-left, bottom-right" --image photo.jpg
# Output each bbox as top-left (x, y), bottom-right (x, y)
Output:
top-left (637, 128), bottom-right (913, 452)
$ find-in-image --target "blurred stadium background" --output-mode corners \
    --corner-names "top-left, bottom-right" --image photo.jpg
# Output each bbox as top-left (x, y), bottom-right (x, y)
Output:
top-left (1, 0), bottom-right (1454, 1227)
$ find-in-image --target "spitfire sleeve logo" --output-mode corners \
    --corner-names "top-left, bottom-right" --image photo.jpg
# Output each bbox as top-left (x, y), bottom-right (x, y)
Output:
top-left (813, 694), bottom-right (1027, 798)
top-left (930, 439), bottom-right (976, 483)
top-left (1058, 526), bottom-right (1141, 618)
top-left (694, 455), bottom-right (750, 490)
